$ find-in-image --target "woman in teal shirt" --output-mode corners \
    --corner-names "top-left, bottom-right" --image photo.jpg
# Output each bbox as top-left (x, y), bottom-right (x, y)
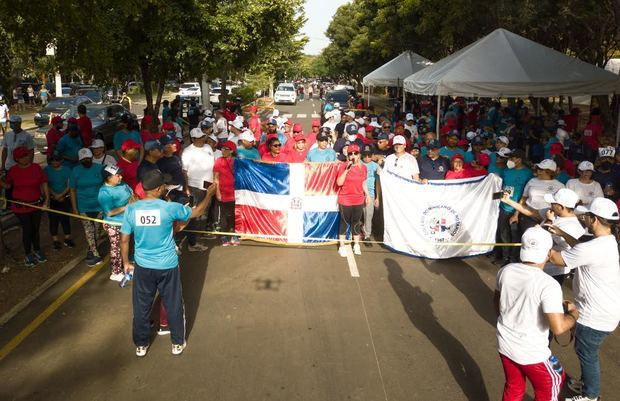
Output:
top-left (70, 148), bottom-right (104, 266)
top-left (98, 164), bottom-right (133, 281)
top-left (44, 154), bottom-right (75, 249)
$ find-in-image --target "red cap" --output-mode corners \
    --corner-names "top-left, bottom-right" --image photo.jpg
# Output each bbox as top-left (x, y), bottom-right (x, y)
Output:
top-left (162, 122), bottom-right (175, 131)
top-left (395, 121), bottom-right (404, 128)
top-left (12, 146), bottom-right (29, 160)
top-left (452, 153), bottom-right (464, 160)
top-left (284, 118), bottom-right (292, 125)
top-left (293, 133), bottom-right (305, 142)
top-left (51, 116), bottom-right (64, 125)
top-left (292, 123), bottom-right (303, 133)
top-left (67, 117), bottom-right (78, 125)
top-left (478, 153), bottom-right (491, 166)
top-left (222, 141), bottom-right (237, 152)
top-left (142, 115), bottom-right (153, 124)
top-left (249, 105), bottom-right (257, 113)
top-left (121, 139), bottom-right (141, 151)
top-left (311, 119), bottom-right (320, 127)
top-left (348, 144), bottom-right (361, 153)
top-left (457, 139), bottom-right (468, 146)
top-left (549, 143), bottom-right (564, 156)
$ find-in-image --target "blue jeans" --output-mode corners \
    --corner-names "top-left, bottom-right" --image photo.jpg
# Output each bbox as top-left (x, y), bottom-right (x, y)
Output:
top-left (574, 323), bottom-right (611, 398)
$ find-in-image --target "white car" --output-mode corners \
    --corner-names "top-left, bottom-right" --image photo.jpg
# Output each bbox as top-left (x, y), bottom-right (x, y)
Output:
top-left (178, 82), bottom-right (201, 98)
top-left (208, 86), bottom-right (238, 105)
top-left (274, 83), bottom-right (297, 105)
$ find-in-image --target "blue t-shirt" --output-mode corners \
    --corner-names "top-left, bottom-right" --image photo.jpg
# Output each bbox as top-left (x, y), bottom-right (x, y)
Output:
top-left (98, 183), bottom-right (133, 223)
top-left (439, 147), bottom-right (465, 160)
top-left (120, 199), bottom-right (192, 269)
top-left (113, 130), bottom-right (142, 151)
top-left (55, 134), bottom-right (83, 168)
top-left (556, 170), bottom-right (570, 185)
top-left (306, 148), bottom-right (337, 162)
top-left (501, 167), bottom-right (534, 213)
top-left (44, 165), bottom-right (71, 194)
top-left (363, 161), bottom-right (380, 198)
top-left (69, 164), bottom-right (103, 212)
top-left (236, 147), bottom-right (260, 160)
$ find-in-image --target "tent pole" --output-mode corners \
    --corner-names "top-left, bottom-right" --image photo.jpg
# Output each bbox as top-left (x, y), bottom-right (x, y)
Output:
top-left (436, 95), bottom-right (441, 138)
top-left (402, 84), bottom-right (406, 113)
top-left (616, 98), bottom-right (620, 147)
top-left (367, 86), bottom-right (370, 108)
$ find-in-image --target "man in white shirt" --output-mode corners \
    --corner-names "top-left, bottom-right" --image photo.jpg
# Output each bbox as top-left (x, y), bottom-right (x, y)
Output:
top-left (549, 198), bottom-right (620, 401)
top-left (181, 128), bottom-right (215, 251)
top-left (214, 109), bottom-right (228, 140)
top-left (495, 226), bottom-right (578, 401)
top-left (404, 113), bottom-right (418, 140)
top-left (383, 135), bottom-right (420, 181)
top-left (228, 119), bottom-right (243, 144)
top-left (0, 98), bottom-right (9, 135)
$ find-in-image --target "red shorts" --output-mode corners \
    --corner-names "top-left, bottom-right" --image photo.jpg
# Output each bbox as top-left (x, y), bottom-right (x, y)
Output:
top-left (500, 353), bottom-right (565, 401)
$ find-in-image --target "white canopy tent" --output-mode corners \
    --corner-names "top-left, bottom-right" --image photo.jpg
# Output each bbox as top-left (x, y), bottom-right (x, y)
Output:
top-left (403, 28), bottom-right (620, 141)
top-left (362, 51), bottom-right (432, 111)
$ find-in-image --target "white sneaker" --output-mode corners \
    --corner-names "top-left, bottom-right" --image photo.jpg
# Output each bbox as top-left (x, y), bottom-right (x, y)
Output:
top-left (135, 345), bottom-right (149, 357)
top-left (353, 243), bottom-right (361, 255)
top-left (566, 396), bottom-right (598, 401)
top-left (338, 246), bottom-right (348, 257)
top-left (172, 341), bottom-right (187, 356)
top-left (188, 243), bottom-right (209, 252)
top-left (109, 272), bottom-right (124, 282)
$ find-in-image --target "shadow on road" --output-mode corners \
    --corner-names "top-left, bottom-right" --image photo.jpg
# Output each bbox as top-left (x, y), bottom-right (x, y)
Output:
top-left (385, 258), bottom-right (491, 401)
top-left (180, 244), bottom-right (213, 339)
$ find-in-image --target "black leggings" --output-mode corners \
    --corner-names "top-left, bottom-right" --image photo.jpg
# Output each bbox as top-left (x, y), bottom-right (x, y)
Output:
top-left (338, 204), bottom-right (364, 236)
top-left (49, 198), bottom-right (71, 236)
top-left (217, 201), bottom-right (235, 233)
top-left (16, 210), bottom-right (42, 254)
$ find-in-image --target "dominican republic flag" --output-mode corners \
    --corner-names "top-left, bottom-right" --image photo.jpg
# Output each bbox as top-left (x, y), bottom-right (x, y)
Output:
top-left (234, 159), bottom-right (341, 244)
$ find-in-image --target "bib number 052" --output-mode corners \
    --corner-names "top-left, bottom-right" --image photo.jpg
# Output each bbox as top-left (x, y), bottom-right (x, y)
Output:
top-left (136, 210), bottom-right (161, 226)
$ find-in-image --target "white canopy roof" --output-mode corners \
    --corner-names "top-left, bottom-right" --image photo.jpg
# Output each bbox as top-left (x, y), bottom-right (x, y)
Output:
top-left (403, 28), bottom-right (620, 97)
top-left (362, 51), bottom-right (432, 87)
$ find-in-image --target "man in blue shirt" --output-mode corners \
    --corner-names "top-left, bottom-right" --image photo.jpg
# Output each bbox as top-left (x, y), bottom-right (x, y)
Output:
top-left (306, 133), bottom-right (337, 162)
top-left (439, 131), bottom-right (465, 160)
top-left (495, 149), bottom-right (533, 264)
top-left (55, 123), bottom-right (83, 168)
top-left (121, 169), bottom-right (216, 357)
top-left (418, 140), bottom-right (450, 181)
top-left (361, 145), bottom-right (381, 239)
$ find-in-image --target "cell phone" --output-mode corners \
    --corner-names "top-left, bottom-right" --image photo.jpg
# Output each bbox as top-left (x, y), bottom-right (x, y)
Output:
top-left (492, 191), bottom-right (504, 200)
top-left (188, 195), bottom-right (195, 207)
top-left (203, 180), bottom-right (211, 190)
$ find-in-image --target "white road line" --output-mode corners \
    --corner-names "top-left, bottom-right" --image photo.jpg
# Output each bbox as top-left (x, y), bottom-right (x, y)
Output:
top-left (345, 246), bottom-right (360, 277)
top-left (283, 113), bottom-right (293, 119)
top-left (311, 113), bottom-right (320, 119)
top-left (296, 113), bottom-right (307, 118)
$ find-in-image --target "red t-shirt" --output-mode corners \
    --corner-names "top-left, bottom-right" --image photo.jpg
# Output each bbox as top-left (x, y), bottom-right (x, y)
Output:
top-left (261, 152), bottom-right (287, 162)
top-left (77, 116), bottom-right (93, 147)
top-left (213, 157), bottom-right (235, 202)
top-left (116, 157), bottom-right (140, 190)
top-left (285, 148), bottom-right (308, 163)
top-left (468, 167), bottom-right (488, 177)
top-left (445, 169), bottom-right (471, 180)
top-left (582, 123), bottom-right (602, 149)
top-left (337, 162), bottom-right (367, 206)
top-left (46, 127), bottom-right (64, 157)
top-left (248, 116), bottom-right (262, 141)
top-left (140, 130), bottom-right (163, 143)
top-left (6, 163), bottom-right (47, 213)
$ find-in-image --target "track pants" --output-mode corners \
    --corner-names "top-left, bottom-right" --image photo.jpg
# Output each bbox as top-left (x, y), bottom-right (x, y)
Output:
top-left (500, 353), bottom-right (564, 401)
top-left (132, 264), bottom-right (185, 346)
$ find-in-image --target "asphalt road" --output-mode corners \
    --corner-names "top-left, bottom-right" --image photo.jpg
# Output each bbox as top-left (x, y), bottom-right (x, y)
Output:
top-left (1, 98), bottom-right (620, 401)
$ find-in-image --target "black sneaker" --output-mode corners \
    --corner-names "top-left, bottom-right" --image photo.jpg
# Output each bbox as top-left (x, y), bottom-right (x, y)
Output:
top-left (33, 251), bottom-right (48, 263)
top-left (53, 241), bottom-right (62, 250)
top-left (157, 325), bottom-right (171, 336)
top-left (86, 255), bottom-right (103, 267)
top-left (64, 239), bottom-right (75, 248)
top-left (24, 254), bottom-right (37, 268)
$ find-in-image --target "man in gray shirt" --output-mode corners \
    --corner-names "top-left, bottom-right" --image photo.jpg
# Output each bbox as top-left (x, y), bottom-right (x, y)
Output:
top-left (1, 116), bottom-right (35, 172)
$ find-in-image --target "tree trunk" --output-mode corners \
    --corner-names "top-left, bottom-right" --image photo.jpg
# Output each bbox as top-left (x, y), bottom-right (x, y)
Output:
top-left (139, 58), bottom-right (153, 116)
top-left (154, 78), bottom-right (165, 119)
top-left (593, 95), bottom-right (612, 134)
top-left (220, 77), bottom-right (228, 106)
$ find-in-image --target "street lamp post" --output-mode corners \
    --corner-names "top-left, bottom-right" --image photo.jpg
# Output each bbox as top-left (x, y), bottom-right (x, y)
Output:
top-left (46, 43), bottom-right (63, 98)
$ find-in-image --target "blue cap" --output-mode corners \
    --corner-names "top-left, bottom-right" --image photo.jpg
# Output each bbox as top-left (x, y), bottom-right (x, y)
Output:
top-left (159, 134), bottom-right (176, 146)
top-left (447, 130), bottom-right (459, 137)
top-left (472, 136), bottom-right (484, 145)
top-left (427, 139), bottom-right (441, 149)
top-left (144, 140), bottom-right (162, 152)
top-left (268, 118), bottom-right (278, 125)
top-left (346, 124), bottom-right (359, 135)
top-left (376, 133), bottom-right (389, 141)
top-left (200, 119), bottom-right (213, 129)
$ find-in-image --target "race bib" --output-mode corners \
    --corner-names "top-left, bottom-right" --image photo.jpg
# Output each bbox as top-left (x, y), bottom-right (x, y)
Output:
top-left (136, 209), bottom-right (161, 226)
top-left (598, 146), bottom-right (615, 158)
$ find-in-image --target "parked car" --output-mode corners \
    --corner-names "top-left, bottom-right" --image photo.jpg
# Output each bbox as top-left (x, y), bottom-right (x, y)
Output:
top-left (274, 83), bottom-right (297, 105)
top-left (34, 96), bottom-right (93, 127)
top-left (178, 82), bottom-right (201, 98)
top-left (64, 103), bottom-right (132, 148)
top-left (320, 90), bottom-right (352, 124)
top-left (75, 87), bottom-right (104, 104)
top-left (209, 86), bottom-right (237, 106)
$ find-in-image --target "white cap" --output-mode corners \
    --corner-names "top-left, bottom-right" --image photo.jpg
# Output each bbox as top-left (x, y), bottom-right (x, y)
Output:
top-left (520, 226), bottom-right (553, 264)
top-left (355, 117), bottom-right (365, 126)
top-left (466, 131), bottom-right (477, 141)
top-left (190, 127), bottom-right (206, 138)
top-left (497, 136), bottom-right (509, 145)
top-left (497, 148), bottom-right (512, 158)
top-left (544, 188), bottom-right (580, 209)
top-left (370, 121), bottom-right (381, 128)
top-left (239, 129), bottom-right (255, 142)
top-left (228, 120), bottom-right (243, 130)
top-left (90, 139), bottom-right (105, 148)
top-left (557, 119), bottom-right (566, 126)
top-left (103, 164), bottom-right (121, 176)
top-left (576, 197), bottom-right (620, 220)
top-left (272, 109), bottom-right (280, 117)
top-left (334, 102), bottom-right (340, 108)
top-left (577, 160), bottom-right (594, 171)
top-left (406, 113), bottom-right (414, 121)
top-left (345, 111), bottom-right (355, 118)
top-left (78, 148), bottom-right (93, 160)
top-left (207, 134), bottom-right (218, 142)
top-left (536, 159), bottom-right (557, 171)
top-left (204, 109), bottom-right (213, 117)
top-left (556, 128), bottom-right (569, 141)
top-left (358, 127), bottom-right (366, 136)
top-left (392, 135), bottom-right (406, 145)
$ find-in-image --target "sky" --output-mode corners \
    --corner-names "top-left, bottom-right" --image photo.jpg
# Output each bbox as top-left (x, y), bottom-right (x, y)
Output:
top-left (301, 0), bottom-right (351, 55)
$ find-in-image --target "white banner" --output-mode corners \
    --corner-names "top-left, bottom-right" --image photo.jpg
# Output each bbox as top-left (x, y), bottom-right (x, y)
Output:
top-left (382, 172), bottom-right (502, 259)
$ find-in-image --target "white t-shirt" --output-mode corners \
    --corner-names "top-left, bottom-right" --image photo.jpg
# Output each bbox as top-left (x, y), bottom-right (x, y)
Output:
top-left (216, 117), bottom-right (228, 137)
top-left (404, 124), bottom-right (418, 140)
top-left (562, 235), bottom-right (620, 332)
top-left (384, 153), bottom-right (420, 180)
top-left (1, 130), bottom-right (35, 170)
top-left (523, 178), bottom-right (565, 210)
top-left (0, 104), bottom-right (9, 122)
top-left (566, 179), bottom-right (604, 206)
top-left (496, 263), bottom-right (564, 364)
top-left (542, 213), bottom-right (585, 277)
top-left (93, 154), bottom-right (117, 167)
top-left (181, 144), bottom-right (215, 186)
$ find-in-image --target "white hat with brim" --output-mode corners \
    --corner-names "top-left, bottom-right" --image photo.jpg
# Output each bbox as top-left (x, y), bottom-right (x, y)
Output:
top-left (544, 188), bottom-right (579, 209)
top-left (536, 159), bottom-right (557, 171)
top-left (520, 226), bottom-right (553, 264)
top-left (575, 197), bottom-right (620, 220)
top-left (78, 148), bottom-right (93, 160)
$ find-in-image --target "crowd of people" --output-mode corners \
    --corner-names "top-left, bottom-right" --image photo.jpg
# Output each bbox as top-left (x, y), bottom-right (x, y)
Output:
top-left (0, 89), bottom-right (618, 398)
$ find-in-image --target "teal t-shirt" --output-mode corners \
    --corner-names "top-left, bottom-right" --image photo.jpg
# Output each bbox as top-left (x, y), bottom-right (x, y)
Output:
top-left (98, 183), bottom-right (133, 223)
top-left (439, 147), bottom-right (464, 160)
top-left (501, 167), bottom-right (534, 213)
top-left (113, 130), bottom-right (142, 151)
top-left (363, 160), bottom-right (380, 198)
top-left (44, 165), bottom-right (71, 194)
top-left (120, 199), bottom-right (192, 269)
top-left (556, 170), bottom-right (570, 185)
top-left (69, 164), bottom-right (103, 212)
top-left (55, 134), bottom-right (83, 168)
top-left (306, 148), bottom-right (337, 162)
top-left (236, 147), bottom-right (260, 160)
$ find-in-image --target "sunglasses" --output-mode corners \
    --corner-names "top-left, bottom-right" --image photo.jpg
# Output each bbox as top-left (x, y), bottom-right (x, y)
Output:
top-left (222, 147), bottom-right (231, 151)
top-left (271, 144), bottom-right (281, 148)
top-left (350, 152), bottom-right (360, 155)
